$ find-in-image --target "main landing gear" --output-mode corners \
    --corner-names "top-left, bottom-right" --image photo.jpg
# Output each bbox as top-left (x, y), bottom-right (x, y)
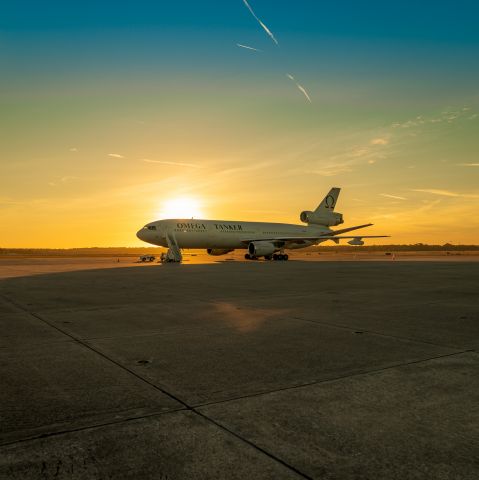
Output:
top-left (244, 253), bottom-right (289, 261)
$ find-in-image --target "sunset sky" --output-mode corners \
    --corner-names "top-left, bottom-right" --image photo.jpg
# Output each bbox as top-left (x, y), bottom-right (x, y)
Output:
top-left (1, 1), bottom-right (478, 247)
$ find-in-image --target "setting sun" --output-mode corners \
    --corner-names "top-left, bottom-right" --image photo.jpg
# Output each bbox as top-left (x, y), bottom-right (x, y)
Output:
top-left (1, 1), bottom-right (478, 250)
top-left (159, 197), bottom-right (205, 220)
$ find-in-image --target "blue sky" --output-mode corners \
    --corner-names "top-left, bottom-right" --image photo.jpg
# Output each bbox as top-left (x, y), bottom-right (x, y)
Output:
top-left (1, 1), bottom-right (479, 246)
top-left (2, 1), bottom-right (479, 41)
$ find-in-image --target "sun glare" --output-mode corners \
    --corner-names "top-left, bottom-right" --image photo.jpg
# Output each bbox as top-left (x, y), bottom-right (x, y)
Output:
top-left (159, 197), bottom-right (205, 219)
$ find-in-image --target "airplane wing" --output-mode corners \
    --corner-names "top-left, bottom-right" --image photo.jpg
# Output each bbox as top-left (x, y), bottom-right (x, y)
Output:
top-left (240, 235), bottom-right (388, 245)
top-left (240, 223), bottom-right (387, 244)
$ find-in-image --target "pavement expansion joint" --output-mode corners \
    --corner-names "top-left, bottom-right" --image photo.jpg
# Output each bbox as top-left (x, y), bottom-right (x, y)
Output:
top-left (291, 315), bottom-right (469, 350)
top-left (0, 408), bottom-right (188, 448)
top-left (0, 294), bottom-right (193, 410)
top-left (193, 348), bottom-right (473, 409)
top-left (0, 295), bottom-right (320, 479)
top-left (192, 409), bottom-right (315, 480)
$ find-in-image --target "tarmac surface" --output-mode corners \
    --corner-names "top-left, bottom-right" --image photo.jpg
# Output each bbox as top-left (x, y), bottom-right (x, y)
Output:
top-left (0, 255), bottom-right (478, 479)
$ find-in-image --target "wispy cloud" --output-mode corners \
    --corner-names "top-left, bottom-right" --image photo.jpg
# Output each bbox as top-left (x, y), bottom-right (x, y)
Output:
top-left (310, 163), bottom-right (353, 177)
top-left (48, 176), bottom-right (79, 187)
top-left (292, 128), bottom-right (394, 177)
top-left (242, 0), bottom-right (278, 45)
top-left (61, 176), bottom-right (78, 183)
top-left (371, 138), bottom-right (389, 145)
top-left (412, 188), bottom-right (479, 199)
top-left (391, 107), bottom-right (474, 130)
top-left (236, 43), bottom-right (262, 52)
top-left (380, 193), bottom-right (407, 200)
top-left (350, 148), bottom-right (369, 158)
top-left (318, 137), bottom-right (390, 174)
top-left (69, 147), bottom-right (78, 152)
top-left (286, 73), bottom-right (312, 103)
top-left (142, 159), bottom-right (201, 168)
top-left (457, 163), bottom-right (479, 167)
top-left (108, 153), bottom-right (125, 158)
top-left (0, 196), bottom-right (28, 207)
top-left (371, 199), bottom-right (442, 221)
top-left (215, 160), bottom-right (273, 177)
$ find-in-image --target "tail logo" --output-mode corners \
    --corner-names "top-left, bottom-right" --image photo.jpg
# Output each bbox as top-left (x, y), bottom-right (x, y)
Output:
top-left (325, 195), bottom-right (335, 209)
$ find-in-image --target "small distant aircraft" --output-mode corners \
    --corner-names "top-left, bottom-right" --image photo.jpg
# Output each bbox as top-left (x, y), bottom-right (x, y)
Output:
top-left (136, 188), bottom-right (388, 262)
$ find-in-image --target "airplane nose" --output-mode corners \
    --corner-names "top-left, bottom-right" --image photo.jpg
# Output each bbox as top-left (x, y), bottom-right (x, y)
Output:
top-left (136, 229), bottom-right (145, 241)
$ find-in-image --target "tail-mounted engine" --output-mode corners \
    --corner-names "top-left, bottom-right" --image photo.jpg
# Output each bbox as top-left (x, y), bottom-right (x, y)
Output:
top-left (300, 210), bottom-right (344, 227)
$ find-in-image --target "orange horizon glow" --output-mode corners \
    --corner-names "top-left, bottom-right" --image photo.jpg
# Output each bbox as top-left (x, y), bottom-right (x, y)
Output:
top-left (1, 182), bottom-right (478, 248)
top-left (2, 5), bottom-right (478, 248)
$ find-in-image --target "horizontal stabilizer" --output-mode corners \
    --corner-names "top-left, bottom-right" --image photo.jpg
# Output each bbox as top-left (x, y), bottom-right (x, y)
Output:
top-left (325, 223), bottom-right (372, 236)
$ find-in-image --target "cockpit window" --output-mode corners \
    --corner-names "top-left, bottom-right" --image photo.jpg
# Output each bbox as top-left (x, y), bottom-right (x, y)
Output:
top-left (147, 225), bottom-right (157, 230)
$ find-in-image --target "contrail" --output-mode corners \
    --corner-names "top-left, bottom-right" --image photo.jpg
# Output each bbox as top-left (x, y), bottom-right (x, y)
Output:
top-left (379, 193), bottom-right (407, 200)
top-left (286, 73), bottom-right (312, 103)
top-left (296, 83), bottom-right (312, 103)
top-left (142, 159), bottom-right (201, 168)
top-left (236, 43), bottom-right (262, 52)
top-left (242, 0), bottom-right (278, 45)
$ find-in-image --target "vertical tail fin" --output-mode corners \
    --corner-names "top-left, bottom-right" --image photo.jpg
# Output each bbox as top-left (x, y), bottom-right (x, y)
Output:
top-left (314, 187), bottom-right (340, 212)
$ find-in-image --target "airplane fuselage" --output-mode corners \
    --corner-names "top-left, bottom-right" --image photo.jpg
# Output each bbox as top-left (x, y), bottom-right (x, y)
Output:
top-left (136, 188), bottom-right (387, 261)
top-left (137, 219), bottom-right (333, 249)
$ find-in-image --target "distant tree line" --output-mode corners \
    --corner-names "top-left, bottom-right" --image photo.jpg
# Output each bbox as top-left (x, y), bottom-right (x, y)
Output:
top-left (0, 247), bottom-right (161, 257)
top-left (314, 243), bottom-right (479, 252)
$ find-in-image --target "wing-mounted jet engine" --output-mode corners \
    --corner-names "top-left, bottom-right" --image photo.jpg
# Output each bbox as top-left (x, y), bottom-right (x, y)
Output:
top-left (347, 237), bottom-right (365, 246)
top-left (248, 241), bottom-right (276, 257)
top-left (207, 248), bottom-right (234, 256)
top-left (300, 187), bottom-right (344, 226)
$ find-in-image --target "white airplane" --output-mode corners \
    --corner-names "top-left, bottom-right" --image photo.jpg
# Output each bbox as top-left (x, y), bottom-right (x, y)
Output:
top-left (136, 188), bottom-right (388, 262)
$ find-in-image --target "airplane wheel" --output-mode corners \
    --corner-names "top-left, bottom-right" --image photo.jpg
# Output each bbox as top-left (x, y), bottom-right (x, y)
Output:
top-left (264, 255), bottom-right (272, 260)
top-left (273, 254), bottom-right (279, 261)
top-left (245, 253), bottom-right (250, 260)
top-left (284, 254), bottom-right (289, 261)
